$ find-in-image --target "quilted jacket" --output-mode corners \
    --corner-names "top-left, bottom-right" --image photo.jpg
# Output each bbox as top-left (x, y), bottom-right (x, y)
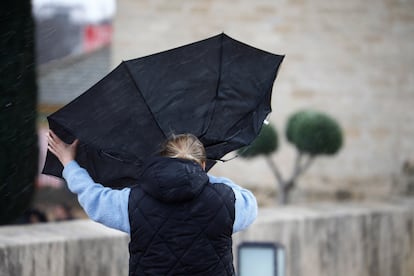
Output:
top-left (128, 157), bottom-right (236, 275)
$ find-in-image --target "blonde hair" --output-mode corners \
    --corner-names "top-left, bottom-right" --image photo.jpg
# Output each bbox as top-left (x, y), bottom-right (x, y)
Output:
top-left (159, 134), bottom-right (206, 165)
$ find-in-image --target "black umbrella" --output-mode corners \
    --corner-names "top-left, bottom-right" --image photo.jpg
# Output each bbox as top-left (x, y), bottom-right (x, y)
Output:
top-left (42, 33), bottom-right (284, 188)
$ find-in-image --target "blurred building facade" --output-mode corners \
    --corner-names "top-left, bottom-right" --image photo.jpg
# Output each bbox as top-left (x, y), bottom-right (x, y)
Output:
top-left (112, 0), bottom-right (414, 203)
top-left (33, 0), bottom-right (115, 187)
top-left (36, 0), bottom-right (414, 203)
top-left (34, 0), bottom-right (115, 107)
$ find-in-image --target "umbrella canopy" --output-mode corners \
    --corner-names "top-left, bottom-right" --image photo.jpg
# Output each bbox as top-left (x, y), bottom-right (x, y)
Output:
top-left (43, 33), bottom-right (284, 188)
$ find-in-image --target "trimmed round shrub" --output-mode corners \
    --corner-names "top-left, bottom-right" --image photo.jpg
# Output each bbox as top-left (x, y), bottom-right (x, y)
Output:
top-left (238, 123), bottom-right (278, 158)
top-left (285, 110), bottom-right (343, 155)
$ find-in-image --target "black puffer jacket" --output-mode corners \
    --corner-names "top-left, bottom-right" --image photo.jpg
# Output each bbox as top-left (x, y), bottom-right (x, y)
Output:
top-left (128, 157), bottom-right (236, 276)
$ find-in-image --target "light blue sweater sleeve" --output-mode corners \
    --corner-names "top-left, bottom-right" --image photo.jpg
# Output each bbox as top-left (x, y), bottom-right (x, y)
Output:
top-left (62, 161), bottom-right (256, 235)
top-left (208, 174), bottom-right (258, 233)
top-left (62, 161), bottom-right (131, 234)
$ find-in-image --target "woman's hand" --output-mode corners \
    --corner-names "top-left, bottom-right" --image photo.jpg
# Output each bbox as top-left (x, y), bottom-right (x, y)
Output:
top-left (47, 130), bottom-right (79, 167)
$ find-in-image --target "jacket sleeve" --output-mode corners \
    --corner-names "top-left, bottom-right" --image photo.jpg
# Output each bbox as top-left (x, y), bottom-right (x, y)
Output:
top-left (62, 160), bottom-right (131, 234)
top-left (208, 174), bottom-right (258, 233)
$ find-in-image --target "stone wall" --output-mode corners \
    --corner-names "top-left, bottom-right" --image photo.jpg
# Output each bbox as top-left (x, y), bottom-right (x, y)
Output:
top-left (1, 200), bottom-right (414, 276)
top-left (113, 0), bottom-right (414, 201)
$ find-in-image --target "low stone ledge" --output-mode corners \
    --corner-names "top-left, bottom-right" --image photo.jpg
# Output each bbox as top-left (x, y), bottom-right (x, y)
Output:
top-left (0, 220), bottom-right (129, 276)
top-left (1, 199), bottom-right (414, 276)
top-left (234, 199), bottom-right (414, 276)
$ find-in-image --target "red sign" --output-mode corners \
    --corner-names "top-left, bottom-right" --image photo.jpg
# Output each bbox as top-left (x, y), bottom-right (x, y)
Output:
top-left (83, 24), bottom-right (113, 53)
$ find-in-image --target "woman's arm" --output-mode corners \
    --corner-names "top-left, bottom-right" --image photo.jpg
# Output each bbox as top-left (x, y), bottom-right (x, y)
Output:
top-left (62, 161), bottom-right (131, 233)
top-left (48, 130), bottom-right (131, 233)
top-left (208, 174), bottom-right (258, 233)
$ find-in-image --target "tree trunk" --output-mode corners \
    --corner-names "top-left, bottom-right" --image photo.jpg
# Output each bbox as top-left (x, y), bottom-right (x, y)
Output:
top-left (0, 1), bottom-right (38, 224)
top-left (265, 156), bottom-right (289, 205)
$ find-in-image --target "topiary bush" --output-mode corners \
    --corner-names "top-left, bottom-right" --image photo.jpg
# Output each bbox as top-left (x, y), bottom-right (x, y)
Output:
top-left (239, 110), bottom-right (343, 205)
top-left (286, 110), bottom-right (342, 155)
top-left (239, 123), bottom-right (278, 158)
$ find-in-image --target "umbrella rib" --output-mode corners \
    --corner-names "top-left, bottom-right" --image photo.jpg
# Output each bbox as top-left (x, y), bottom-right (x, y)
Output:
top-left (199, 34), bottom-right (224, 139)
top-left (122, 62), bottom-right (168, 140)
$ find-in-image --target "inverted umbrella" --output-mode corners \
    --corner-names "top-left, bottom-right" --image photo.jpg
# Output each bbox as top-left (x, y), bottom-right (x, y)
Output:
top-left (42, 33), bottom-right (284, 188)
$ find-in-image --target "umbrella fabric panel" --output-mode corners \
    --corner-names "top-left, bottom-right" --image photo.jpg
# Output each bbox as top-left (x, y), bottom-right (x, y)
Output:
top-left (124, 34), bottom-right (222, 138)
top-left (50, 63), bottom-right (166, 155)
top-left (203, 35), bottom-right (284, 160)
top-left (44, 63), bottom-right (168, 187)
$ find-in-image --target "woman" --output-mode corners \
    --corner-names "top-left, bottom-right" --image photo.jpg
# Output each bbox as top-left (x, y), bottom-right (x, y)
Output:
top-left (48, 131), bottom-right (257, 275)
